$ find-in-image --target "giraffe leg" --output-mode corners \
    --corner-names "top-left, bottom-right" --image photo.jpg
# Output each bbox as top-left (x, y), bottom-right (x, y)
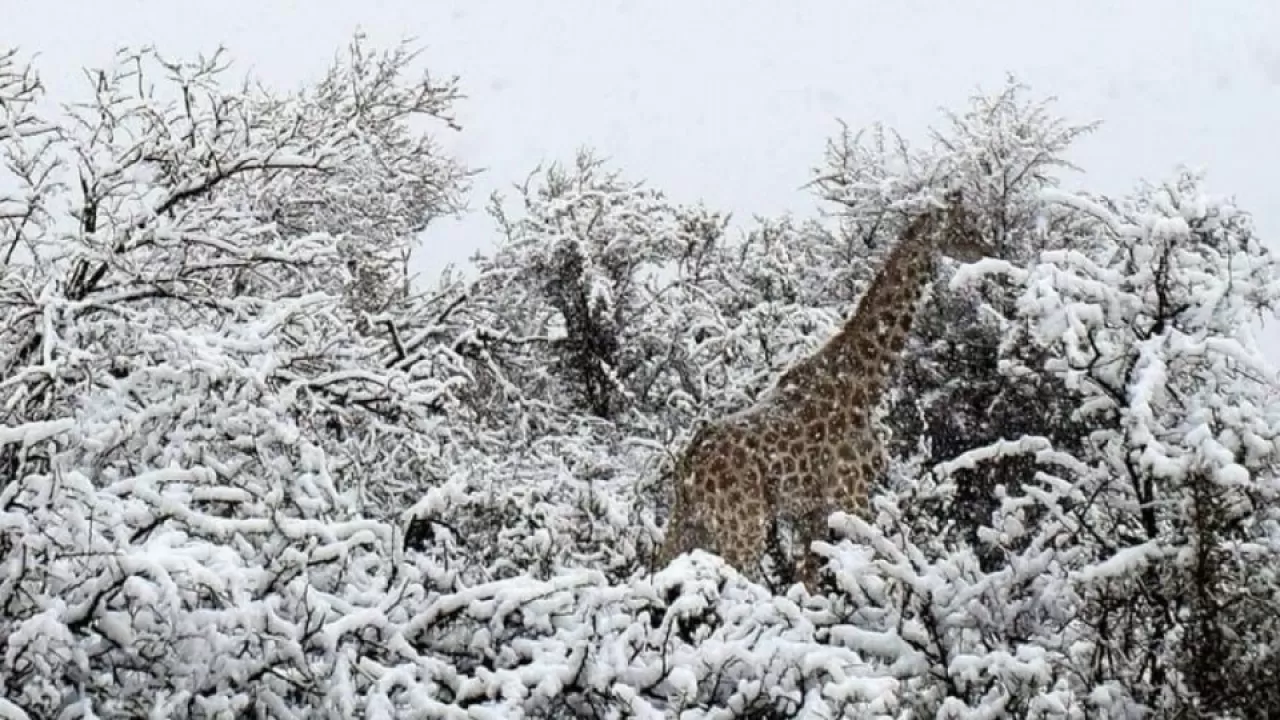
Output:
top-left (654, 516), bottom-right (684, 570)
top-left (718, 505), bottom-right (769, 584)
top-left (792, 505), bottom-right (832, 593)
top-left (655, 495), bottom-right (713, 570)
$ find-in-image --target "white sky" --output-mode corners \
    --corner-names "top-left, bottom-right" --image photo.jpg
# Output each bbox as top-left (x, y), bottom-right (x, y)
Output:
top-left (7, 0), bottom-right (1280, 352)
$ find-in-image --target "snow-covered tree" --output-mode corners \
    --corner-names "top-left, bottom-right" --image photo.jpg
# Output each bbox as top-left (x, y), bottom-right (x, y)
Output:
top-left (475, 151), bottom-right (732, 429)
top-left (0, 38), bottom-right (481, 716)
top-left (5, 34), bottom-right (1279, 718)
top-left (959, 170), bottom-right (1280, 716)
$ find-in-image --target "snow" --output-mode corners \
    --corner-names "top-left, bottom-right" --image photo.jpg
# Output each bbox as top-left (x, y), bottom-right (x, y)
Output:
top-left (0, 699), bottom-right (30, 720)
top-left (3, 12), bottom-right (1280, 719)
top-left (1075, 542), bottom-right (1165, 583)
top-left (0, 418), bottom-right (75, 447)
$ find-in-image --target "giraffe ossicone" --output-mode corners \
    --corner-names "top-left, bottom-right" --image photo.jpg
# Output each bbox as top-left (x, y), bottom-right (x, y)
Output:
top-left (654, 195), bottom-right (988, 591)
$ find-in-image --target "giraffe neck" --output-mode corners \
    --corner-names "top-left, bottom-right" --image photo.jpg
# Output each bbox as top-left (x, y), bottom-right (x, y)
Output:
top-left (846, 238), bottom-right (934, 392)
top-left (778, 221), bottom-right (942, 417)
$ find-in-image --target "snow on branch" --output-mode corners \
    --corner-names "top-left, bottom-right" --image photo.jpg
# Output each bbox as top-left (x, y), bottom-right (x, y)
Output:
top-left (3, 43), bottom-right (1280, 718)
top-left (0, 417), bottom-right (74, 446)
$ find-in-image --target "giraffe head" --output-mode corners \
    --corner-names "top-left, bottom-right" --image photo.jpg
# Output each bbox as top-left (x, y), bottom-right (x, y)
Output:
top-left (916, 189), bottom-right (991, 263)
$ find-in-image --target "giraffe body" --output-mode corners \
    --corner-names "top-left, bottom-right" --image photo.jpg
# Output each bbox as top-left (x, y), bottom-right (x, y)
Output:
top-left (656, 197), bottom-right (987, 590)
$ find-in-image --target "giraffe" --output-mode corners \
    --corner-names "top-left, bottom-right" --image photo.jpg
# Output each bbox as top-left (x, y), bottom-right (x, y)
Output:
top-left (655, 193), bottom-right (989, 591)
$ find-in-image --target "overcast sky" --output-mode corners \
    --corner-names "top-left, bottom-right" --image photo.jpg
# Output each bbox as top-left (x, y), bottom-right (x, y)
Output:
top-left (7, 0), bottom-right (1280, 351)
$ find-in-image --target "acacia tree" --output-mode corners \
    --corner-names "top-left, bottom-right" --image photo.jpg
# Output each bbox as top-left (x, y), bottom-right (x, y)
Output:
top-left (1005, 173), bottom-right (1280, 716)
top-left (852, 167), bottom-right (1280, 717)
top-left (0, 39), bottom-right (481, 716)
top-left (475, 151), bottom-right (732, 430)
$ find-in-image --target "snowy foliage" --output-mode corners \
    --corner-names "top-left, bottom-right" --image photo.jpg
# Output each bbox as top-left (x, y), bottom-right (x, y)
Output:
top-left (0, 39), bottom-right (474, 716)
top-left (476, 151), bottom-right (728, 427)
top-left (956, 170), bottom-right (1280, 715)
top-left (3, 39), bottom-right (1279, 720)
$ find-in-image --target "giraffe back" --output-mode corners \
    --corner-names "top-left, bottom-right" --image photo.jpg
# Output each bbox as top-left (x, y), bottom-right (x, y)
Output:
top-left (658, 390), bottom-right (879, 585)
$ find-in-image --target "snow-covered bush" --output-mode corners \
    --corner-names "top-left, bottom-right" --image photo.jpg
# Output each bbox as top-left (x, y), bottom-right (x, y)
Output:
top-left (947, 169), bottom-right (1280, 716)
top-left (4, 34), bottom-right (1279, 718)
top-left (0, 38), bottom-right (477, 716)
